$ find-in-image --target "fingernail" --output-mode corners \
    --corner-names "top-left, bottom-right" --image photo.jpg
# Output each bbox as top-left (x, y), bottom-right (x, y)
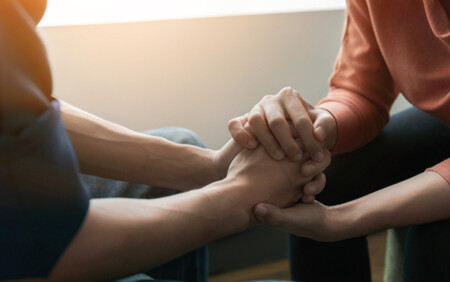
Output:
top-left (303, 164), bottom-right (315, 175)
top-left (294, 153), bottom-right (302, 161)
top-left (248, 140), bottom-right (257, 149)
top-left (314, 151), bottom-right (324, 161)
top-left (255, 206), bottom-right (268, 218)
top-left (274, 150), bottom-right (285, 160)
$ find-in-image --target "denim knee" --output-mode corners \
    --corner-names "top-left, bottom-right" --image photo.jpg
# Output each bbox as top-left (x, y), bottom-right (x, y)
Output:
top-left (142, 127), bottom-right (205, 148)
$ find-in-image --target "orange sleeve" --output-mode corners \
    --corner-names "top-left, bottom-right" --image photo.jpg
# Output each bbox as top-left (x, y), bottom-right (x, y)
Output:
top-left (317, 0), bottom-right (399, 154)
top-left (426, 158), bottom-right (450, 185)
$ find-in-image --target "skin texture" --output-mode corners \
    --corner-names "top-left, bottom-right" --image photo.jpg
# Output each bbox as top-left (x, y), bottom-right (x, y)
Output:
top-left (228, 87), bottom-right (337, 203)
top-left (234, 90), bottom-right (450, 243)
top-left (255, 171), bottom-right (450, 242)
top-left (228, 87), bottom-right (337, 159)
top-left (60, 101), bottom-right (230, 191)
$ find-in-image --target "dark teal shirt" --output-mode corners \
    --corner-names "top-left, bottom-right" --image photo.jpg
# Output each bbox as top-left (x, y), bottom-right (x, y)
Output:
top-left (0, 1), bottom-right (89, 278)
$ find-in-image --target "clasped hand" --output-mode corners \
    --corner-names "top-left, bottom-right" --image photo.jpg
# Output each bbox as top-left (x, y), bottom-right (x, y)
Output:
top-left (218, 87), bottom-right (339, 241)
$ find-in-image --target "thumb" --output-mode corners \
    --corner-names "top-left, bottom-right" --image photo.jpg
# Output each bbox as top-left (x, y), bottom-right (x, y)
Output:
top-left (254, 203), bottom-right (287, 227)
top-left (313, 111), bottom-right (337, 148)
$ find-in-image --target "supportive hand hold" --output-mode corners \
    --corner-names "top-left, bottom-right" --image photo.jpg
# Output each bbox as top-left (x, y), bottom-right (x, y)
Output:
top-left (228, 87), bottom-right (337, 161)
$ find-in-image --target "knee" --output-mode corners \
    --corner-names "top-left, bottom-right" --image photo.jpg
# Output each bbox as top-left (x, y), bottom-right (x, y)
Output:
top-left (315, 155), bottom-right (359, 205)
top-left (405, 219), bottom-right (450, 253)
top-left (170, 127), bottom-right (205, 148)
top-left (316, 151), bottom-right (377, 205)
top-left (404, 219), bottom-right (450, 280)
top-left (142, 127), bottom-right (205, 148)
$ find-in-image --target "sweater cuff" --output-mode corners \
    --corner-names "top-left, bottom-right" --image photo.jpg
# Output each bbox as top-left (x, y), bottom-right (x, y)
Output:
top-left (426, 158), bottom-right (450, 185)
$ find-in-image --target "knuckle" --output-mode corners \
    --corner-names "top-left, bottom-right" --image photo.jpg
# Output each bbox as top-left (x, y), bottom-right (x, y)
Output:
top-left (323, 151), bottom-right (332, 166)
top-left (268, 115), bottom-right (285, 129)
top-left (262, 140), bottom-right (278, 151)
top-left (227, 118), bottom-right (238, 130)
top-left (243, 122), bottom-right (252, 132)
top-left (313, 145), bottom-right (323, 155)
top-left (287, 145), bottom-right (300, 156)
top-left (322, 175), bottom-right (327, 187)
top-left (294, 116), bottom-right (311, 130)
top-left (283, 142), bottom-right (300, 156)
top-left (279, 87), bottom-right (292, 97)
top-left (248, 113), bottom-right (263, 126)
top-left (263, 143), bottom-right (280, 158)
top-left (280, 87), bottom-right (301, 98)
top-left (261, 95), bottom-right (274, 103)
top-left (318, 172), bottom-right (326, 181)
top-left (235, 132), bottom-right (250, 144)
top-left (313, 174), bottom-right (325, 187)
top-left (281, 86), bottom-right (294, 94)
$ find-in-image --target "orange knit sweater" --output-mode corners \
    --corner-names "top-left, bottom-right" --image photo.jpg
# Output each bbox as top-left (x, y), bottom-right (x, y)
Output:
top-left (318, 0), bottom-right (450, 183)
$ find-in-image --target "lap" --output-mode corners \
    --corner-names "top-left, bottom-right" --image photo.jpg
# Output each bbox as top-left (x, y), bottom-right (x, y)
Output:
top-left (289, 107), bottom-right (450, 281)
top-left (83, 127), bottom-right (205, 199)
top-left (317, 107), bottom-right (450, 205)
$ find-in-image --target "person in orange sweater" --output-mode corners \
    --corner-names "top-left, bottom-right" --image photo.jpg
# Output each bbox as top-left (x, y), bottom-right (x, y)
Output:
top-left (229, 0), bottom-right (450, 281)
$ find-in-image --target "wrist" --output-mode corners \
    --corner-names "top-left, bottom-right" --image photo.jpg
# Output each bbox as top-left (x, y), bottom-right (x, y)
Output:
top-left (177, 146), bottom-right (222, 189)
top-left (326, 202), bottom-right (360, 241)
top-left (213, 139), bottom-right (245, 181)
top-left (200, 148), bottom-right (223, 185)
top-left (203, 175), bottom-right (255, 230)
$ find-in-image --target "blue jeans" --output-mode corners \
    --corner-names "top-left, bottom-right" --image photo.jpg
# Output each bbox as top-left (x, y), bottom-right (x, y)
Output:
top-left (81, 127), bottom-right (208, 282)
top-left (289, 108), bottom-right (450, 282)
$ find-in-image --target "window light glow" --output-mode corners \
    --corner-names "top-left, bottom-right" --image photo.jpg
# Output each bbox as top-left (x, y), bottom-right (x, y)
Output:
top-left (39, 0), bottom-right (346, 27)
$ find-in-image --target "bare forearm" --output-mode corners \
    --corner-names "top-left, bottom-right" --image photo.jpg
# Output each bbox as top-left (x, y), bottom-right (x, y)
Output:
top-left (60, 101), bottom-right (218, 190)
top-left (333, 171), bottom-right (450, 239)
top-left (49, 177), bottom-right (251, 281)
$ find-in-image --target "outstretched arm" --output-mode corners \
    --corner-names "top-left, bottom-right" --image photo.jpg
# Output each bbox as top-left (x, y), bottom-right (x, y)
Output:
top-left (40, 144), bottom-right (330, 281)
top-left (60, 101), bottom-right (230, 191)
top-left (49, 178), bottom-right (252, 281)
top-left (255, 171), bottom-right (450, 242)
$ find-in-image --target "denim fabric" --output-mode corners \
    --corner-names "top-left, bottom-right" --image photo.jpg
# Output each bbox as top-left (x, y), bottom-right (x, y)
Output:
top-left (82, 127), bottom-right (208, 282)
top-left (289, 107), bottom-right (450, 282)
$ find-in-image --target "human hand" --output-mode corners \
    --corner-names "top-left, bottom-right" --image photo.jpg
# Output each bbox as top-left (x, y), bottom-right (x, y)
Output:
top-left (226, 145), bottom-right (330, 217)
top-left (228, 87), bottom-right (337, 162)
top-left (228, 87), bottom-right (335, 203)
top-left (212, 139), bottom-right (244, 181)
top-left (254, 201), bottom-right (343, 242)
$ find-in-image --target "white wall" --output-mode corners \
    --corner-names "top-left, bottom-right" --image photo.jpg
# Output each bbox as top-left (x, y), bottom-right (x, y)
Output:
top-left (38, 9), bottom-right (410, 149)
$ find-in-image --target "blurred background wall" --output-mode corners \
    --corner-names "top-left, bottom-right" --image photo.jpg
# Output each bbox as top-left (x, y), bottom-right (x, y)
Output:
top-left (38, 9), bottom-right (410, 150)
